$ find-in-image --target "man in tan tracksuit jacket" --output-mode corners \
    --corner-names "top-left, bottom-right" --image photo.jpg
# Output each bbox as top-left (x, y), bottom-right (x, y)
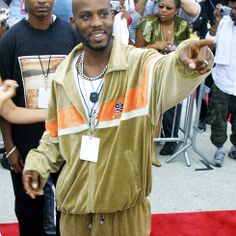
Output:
top-left (22, 0), bottom-right (214, 235)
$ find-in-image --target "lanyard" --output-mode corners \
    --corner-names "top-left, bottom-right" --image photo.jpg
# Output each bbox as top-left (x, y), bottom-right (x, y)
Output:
top-left (77, 73), bottom-right (104, 136)
top-left (38, 54), bottom-right (52, 90)
top-left (37, 24), bottom-right (54, 90)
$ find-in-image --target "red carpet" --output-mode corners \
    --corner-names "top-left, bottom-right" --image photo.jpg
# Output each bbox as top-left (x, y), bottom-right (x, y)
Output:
top-left (151, 210), bottom-right (236, 236)
top-left (0, 223), bottom-right (19, 236)
top-left (1, 210), bottom-right (236, 236)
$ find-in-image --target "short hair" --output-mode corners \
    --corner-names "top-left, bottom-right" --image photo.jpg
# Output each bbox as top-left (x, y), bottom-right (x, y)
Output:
top-left (72, 0), bottom-right (112, 17)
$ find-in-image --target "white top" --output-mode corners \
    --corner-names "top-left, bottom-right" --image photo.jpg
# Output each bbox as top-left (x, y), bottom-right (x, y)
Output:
top-left (206, 16), bottom-right (236, 95)
top-left (73, 55), bottom-right (104, 120)
top-left (113, 12), bottom-right (130, 45)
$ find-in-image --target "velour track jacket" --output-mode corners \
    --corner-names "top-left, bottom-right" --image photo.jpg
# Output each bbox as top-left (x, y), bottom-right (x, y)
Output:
top-left (24, 36), bottom-right (209, 214)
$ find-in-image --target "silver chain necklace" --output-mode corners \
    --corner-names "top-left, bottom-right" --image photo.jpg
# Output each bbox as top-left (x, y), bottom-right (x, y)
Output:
top-left (77, 51), bottom-right (108, 81)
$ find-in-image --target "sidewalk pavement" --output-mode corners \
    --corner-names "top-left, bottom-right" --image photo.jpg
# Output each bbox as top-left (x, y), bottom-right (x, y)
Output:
top-left (1, 122), bottom-right (236, 223)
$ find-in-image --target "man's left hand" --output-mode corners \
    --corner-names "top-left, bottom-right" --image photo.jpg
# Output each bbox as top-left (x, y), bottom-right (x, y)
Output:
top-left (179, 39), bottom-right (214, 75)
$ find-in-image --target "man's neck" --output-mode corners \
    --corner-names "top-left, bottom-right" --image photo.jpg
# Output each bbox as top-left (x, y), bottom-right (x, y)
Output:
top-left (28, 14), bottom-right (53, 30)
top-left (83, 42), bottom-right (113, 68)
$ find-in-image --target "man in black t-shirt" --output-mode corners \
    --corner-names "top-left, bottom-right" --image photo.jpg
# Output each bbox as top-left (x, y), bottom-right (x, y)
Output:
top-left (0, 0), bottom-right (79, 235)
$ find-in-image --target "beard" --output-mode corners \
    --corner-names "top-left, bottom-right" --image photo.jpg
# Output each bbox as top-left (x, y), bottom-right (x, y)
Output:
top-left (77, 28), bottom-right (113, 52)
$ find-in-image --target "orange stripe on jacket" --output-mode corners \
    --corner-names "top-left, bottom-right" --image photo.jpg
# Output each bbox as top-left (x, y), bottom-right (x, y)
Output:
top-left (123, 59), bottom-right (151, 113)
top-left (98, 59), bottom-right (153, 122)
top-left (46, 119), bottom-right (58, 138)
top-left (99, 98), bottom-right (124, 121)
top-left (58, 106), bottom-right (86, 130)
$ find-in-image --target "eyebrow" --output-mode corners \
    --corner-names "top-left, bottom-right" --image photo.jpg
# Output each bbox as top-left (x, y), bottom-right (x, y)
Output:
top-left (79, 7), bottom-right (110, 14)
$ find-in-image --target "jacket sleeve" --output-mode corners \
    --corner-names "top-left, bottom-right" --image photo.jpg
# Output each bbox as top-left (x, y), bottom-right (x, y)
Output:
top-left (149, 40), bottom-right (211, 125)
top-left (23, 81), bottom-right (64, 189)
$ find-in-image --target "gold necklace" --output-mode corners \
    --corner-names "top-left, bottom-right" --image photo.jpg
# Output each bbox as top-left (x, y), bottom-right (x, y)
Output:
top-left (161, 23), bottom-right (174, 42)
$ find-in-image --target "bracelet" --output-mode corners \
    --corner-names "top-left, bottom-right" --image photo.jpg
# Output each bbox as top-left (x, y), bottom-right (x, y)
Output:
top-left (6, 146), bottom-right (17, 159)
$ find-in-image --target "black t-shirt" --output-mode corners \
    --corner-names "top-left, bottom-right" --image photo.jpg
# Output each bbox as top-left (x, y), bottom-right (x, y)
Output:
top-left (0, 17), bottom-right (79, 158)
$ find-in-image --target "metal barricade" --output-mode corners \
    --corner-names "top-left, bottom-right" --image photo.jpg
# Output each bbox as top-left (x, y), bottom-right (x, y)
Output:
top-left (153, 81), bottom-right (211, 167)
top-left (192, 80), bottom-right (212, 165)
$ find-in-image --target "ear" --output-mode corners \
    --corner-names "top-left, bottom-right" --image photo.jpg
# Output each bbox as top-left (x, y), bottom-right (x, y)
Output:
top-left (70, 16), bottom-right (76, 29)
top-left (111, 10), bottom-right (116, 19)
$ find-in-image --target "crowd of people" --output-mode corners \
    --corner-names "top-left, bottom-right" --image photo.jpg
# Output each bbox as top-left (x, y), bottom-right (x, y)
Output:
top-left (0, 0), bottom-right (235, 235)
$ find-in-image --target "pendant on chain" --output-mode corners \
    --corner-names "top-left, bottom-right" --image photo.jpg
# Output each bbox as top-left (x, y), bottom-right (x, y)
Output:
top-left (90, 92), bottom-right (99, 103)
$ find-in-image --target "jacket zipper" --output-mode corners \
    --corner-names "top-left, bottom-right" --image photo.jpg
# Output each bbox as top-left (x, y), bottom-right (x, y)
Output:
top-left (88, 162), bottom-right (95, 212)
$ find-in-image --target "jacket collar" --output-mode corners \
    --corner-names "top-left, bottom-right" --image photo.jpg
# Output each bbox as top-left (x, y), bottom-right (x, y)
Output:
top-left (53, 35), bottom-right (128, 85)
top-left (52, 36), bottom-right (129, 119)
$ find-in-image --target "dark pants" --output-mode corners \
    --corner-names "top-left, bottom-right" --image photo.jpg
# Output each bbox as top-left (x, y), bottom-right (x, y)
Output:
top-left (10, 171), bottom-right (45, 236)
top-left (10, 170), bottom-right (61, 236)
top-left (207, 83), bottom-right (236, 148)
top-left (162, 104), bottom-right (182, 138)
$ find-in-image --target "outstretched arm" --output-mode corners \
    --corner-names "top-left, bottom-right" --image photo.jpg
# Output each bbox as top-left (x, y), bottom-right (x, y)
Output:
top-left (1, 99), bottom-right (47, 124)
top-left (0, 79), bottom-right (47, 123)
top-left (150, 39), bottom-right (214, 121)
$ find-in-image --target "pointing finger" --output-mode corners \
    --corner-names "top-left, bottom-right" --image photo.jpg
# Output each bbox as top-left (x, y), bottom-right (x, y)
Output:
top-left (194, 39), bottom-right (214, 49)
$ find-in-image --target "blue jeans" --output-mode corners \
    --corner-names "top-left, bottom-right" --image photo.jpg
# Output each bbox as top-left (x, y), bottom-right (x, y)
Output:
top-left (44, 177), bottom-right (56, 235)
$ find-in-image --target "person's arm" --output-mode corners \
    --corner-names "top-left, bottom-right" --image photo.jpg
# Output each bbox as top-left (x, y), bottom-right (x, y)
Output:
top-left (208, 4), bottom-right (223, 36)
top-left (179, 39), bottom-right (214, 73)
top-left (135, 28), bottom-right (169, 51)
top-left (0, 79), bottom-right (46, 123)
top-left (0, 80), bottom-right (45, 173)
top-left (22, 80), bottom-right (64, 198)
top-left (0, 119), bottom-right (24, 173)
top-left (135, 0), bottom-right (148, 16)
top-left (0, 27), bottom-right (24, 172)
top-left (0, 23), bottom-right (7, 39)
top-left (135, 29), bottom-right (147, 47)
top-left (180, 0), bottom-right (201, 17)
top-left (152, 39), bottom-right (214, 119)
top-left (0, 79), bottom-right (18, 109)
top-left (1, 99), bottom-right (47, 124)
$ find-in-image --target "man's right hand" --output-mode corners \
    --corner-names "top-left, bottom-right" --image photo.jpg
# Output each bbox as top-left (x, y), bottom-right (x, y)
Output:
top-left (23, 170), bottom-right (44, 199)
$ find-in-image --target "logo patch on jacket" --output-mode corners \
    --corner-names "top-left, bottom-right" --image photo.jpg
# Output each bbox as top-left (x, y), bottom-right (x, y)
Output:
top-left (112, 102), bottom-right (124, 119)
top-left (115, 102), bottom-right (123, 114)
